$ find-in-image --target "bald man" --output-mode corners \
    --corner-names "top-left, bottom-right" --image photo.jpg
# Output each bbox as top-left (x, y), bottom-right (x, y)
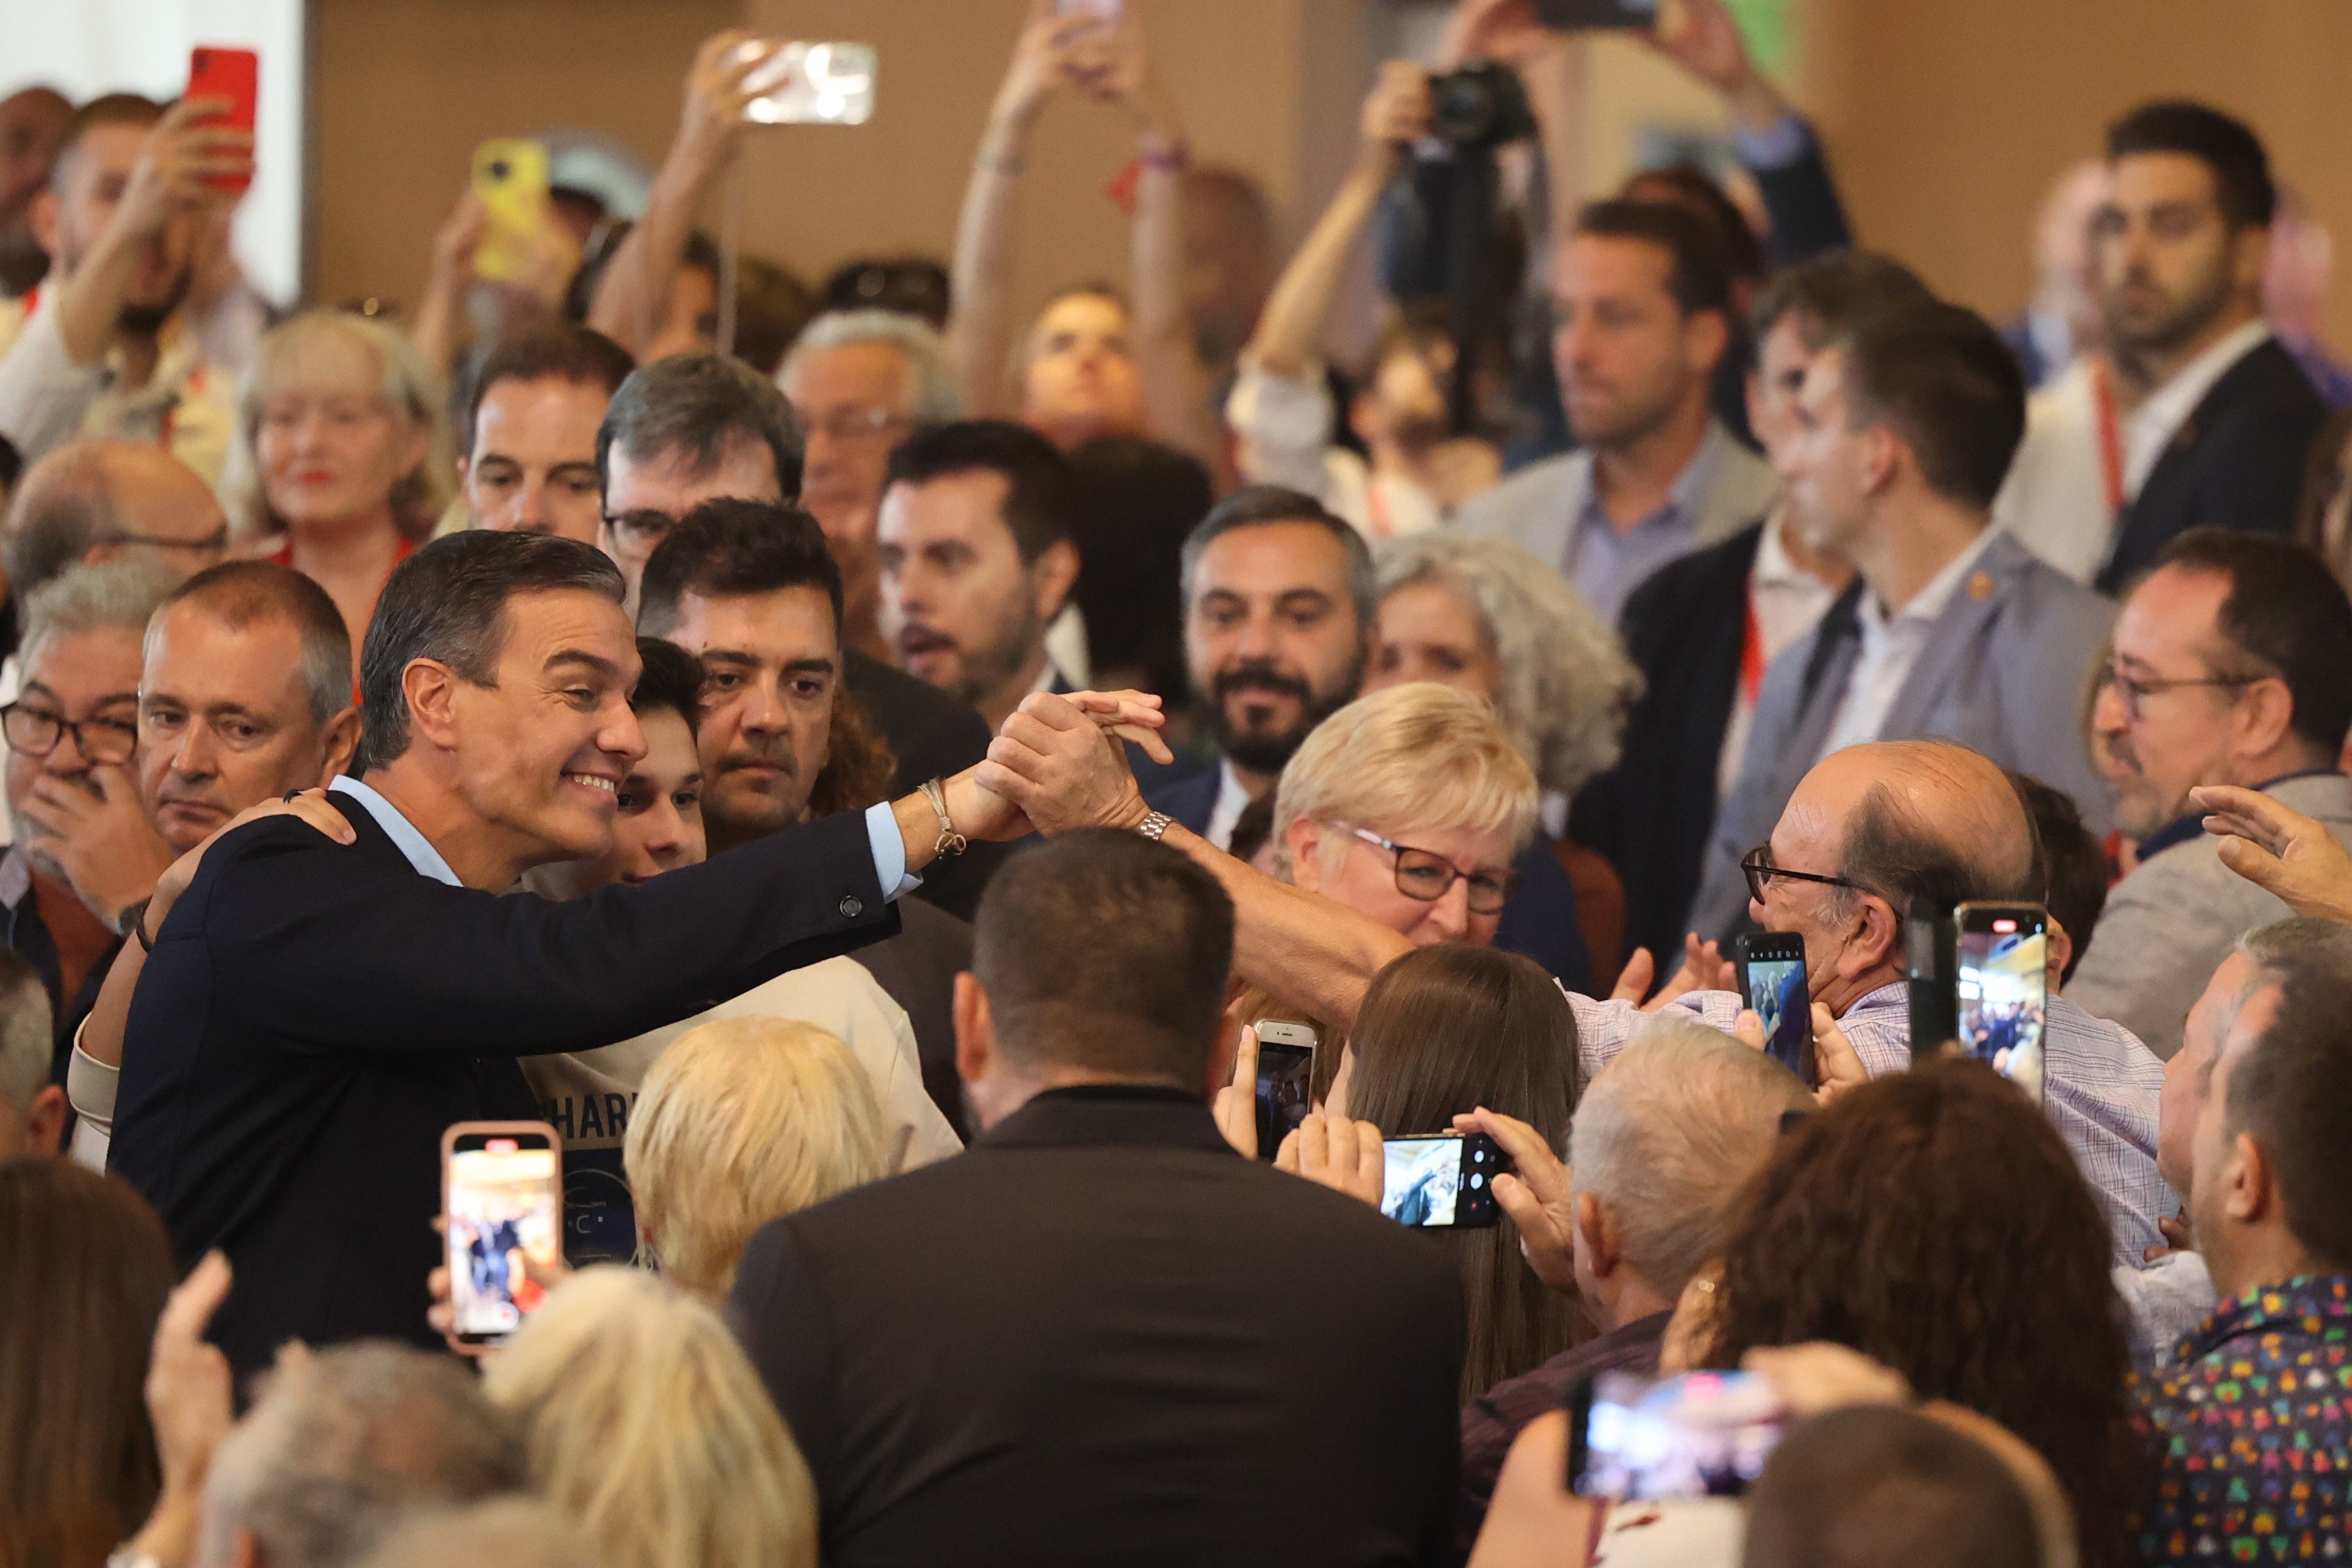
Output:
top-left (1038, 734), bottom-right (2168, 1264)
top-left (0, 87), bottom-right (73, 302)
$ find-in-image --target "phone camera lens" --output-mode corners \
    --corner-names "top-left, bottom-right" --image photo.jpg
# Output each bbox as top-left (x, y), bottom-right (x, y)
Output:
top-left (489, 160), bottom-right (509, 179)
top-left (1470, 1173), bottom-right (1486, 1189)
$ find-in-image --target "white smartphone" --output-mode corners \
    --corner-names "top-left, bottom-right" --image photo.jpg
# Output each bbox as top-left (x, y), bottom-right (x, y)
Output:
top-left (1251, 1019), bottom-right (1316, 1162)
top-left (734, 40), bottom-right (876, 126)
top-left (442, 1121), bottom-right (563, 1351)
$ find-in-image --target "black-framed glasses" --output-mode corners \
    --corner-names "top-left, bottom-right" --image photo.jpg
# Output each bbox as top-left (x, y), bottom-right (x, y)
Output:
top-left (2096, 658), bottom-right (2268, 723)
top-left (1, 701), bottom-right (138, 765)
top-left (1740, 845), bottom-right (1868, 904)
top-left (112, 525), bottom-right (231, 554)
top-left (1336, 823), bottom-right (1522, 915)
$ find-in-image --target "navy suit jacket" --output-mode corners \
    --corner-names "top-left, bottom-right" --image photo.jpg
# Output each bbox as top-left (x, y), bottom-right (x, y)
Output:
top-left (111, 794), bottom-right (896, 1377)
top-left (1144, 766), bottom-right (1222, 838)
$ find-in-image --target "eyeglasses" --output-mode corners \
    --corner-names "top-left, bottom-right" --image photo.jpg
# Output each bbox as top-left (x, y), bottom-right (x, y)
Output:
top-left (1, 701), bottom-right (138, 765)
top-left (1335, 823), bottom-right (1521, 915)
top-left (111, 526), bottom-right (231, 554)
top-left (1740, 845), bottom-right (1868, 904)
top-left (602, 509), bottom-right (676, 554)
top-left (2096, 658), bottom-right (2268, 723)
top-left (792, 403), bottom-right (912, 444)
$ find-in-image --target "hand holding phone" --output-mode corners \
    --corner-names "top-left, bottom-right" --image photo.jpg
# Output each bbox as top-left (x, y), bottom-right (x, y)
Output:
top-left (1570, 1369), bottom-right (1787, 1499)
top-left (442, 1122), bottom-right (563, 1351)
top-left (1380, 1132), bottom-right (1509, 1228)
top-left (734, 40), bottom-right (878, 126)
top-left (469, 140), bottom-right (550, 285)
top-left (1954, 903), bottom-right (2048, 1104)
top-left (1251, 1020), bottom-right (1316, 1162)
top-left (1734, 933), bottom-right (1815, 1087)
top-left (186, 47), bottom-right (258, 195)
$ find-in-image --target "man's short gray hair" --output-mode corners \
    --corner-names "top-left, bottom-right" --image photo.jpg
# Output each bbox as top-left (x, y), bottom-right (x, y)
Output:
top-left (1567, 1015), bottom-right (1812, 1298)
top-left (20, 557), bottom-right (184, 655)
top-left (351, 1500), bottom-right (602, 1568)
top-left (196, 1342), bottom-right (527, 1568)
top-left (780, 309), bottom-right (965, 424)
top-left (0, 949), bottom-right (52, 1119)
top-left (1373, 532), bottom-right (1643, 794)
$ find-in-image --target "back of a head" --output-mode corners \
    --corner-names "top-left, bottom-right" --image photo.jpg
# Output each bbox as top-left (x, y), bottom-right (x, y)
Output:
top-left (972, 829), bottom-right (1234, 1085)
top-left (2153, 529), bottom-right (2352, 763)
top-left (1179, 483), bottom-right (1375, 624)
top-left (1569, 1014), bottom-right (1812, 1301)
top-left (158, 560), bottom-right (354, 729)
top-left (352, 1499), bottom-right (604, 1568)
top-left (199, 1340), bottom-right (525, 1568)
top-left (0, 1161), bottom-right (173, 1568)
top-left (781, 309), bottom-right (965, 424)
top-left (597, 353), bottom-right (803, 500)
top-left (821, 256), bottom-right (954, 326)
top-left (2008, 770), bottom-right (2106, 982)
top-left (1707, 1058), bottom-right (2133, 1558)
top-left (884, 418), bottom-right (1076, 562)
top-left (1620, 164), bottom-right (1763, 288)
top-left (636, 497), bottom-right (842, 639)
top-left (1743, 1405), bottom-right (2044, 1568)
top-left (483, 1267), bottom-right (816, 1568)
top-left (1828, 298), bottom-right (2026, 513)
top-left (1066, 434), bottom-right (1213, 696)
top-left (1349, 944), bottom-right (1580, 1145)
top-left (1834, 741), bottom-right (2044, 920)
top-left (52, 94), bottom-right (163, 187)
top-left (623, 1017), bottom-right (887, 1299)
top-left (1750, 250), bottom-right (1937, 349)
top-left (21, 554), bottom-right (184, 655)
top-left (464, 324), bottom-right (636, 450)
top-left (353, 531), bottom-right (623, 774)
top-left (1, 441), bottom-right (211, 600)
top-left (1571, 198), bottom-right (1734, 320)
top-left (2226, 917), bottom-right (2352, 1274)
top-left (2107, 99), bottom-right (2275, 231)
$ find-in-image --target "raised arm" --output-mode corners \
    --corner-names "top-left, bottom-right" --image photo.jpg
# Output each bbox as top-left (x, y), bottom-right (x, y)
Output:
top-left (948, 3), bottom-right (1088, 418)
top-left (1438, 0), bottom-right (1587, 254)
top-left (588, 30), bottom-right (765, 357)
top-left (1244, 63), bottom-right (1432, 382)
top-left (409, 189), bottom-right (484, 385)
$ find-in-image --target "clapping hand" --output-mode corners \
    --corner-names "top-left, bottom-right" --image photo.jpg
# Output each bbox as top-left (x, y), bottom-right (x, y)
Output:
top-left (120, 1252), bottom-right (237, 1567)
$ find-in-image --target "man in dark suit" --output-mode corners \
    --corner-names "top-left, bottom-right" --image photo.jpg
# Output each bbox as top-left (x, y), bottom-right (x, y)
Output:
top-left (2092, 102), bottom-right (2326, 594)
top-left (731, 829), bottom-right (1465, 1568)
top-left (107, 531), bottom-right (1153, 1377)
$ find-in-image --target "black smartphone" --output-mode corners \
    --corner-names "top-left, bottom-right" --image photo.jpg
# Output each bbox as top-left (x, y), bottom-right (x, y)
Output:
top-left (442, 1121), bottom-right (562, 1352)
top-left (1954, 902), bottom-right (2048, 1104)
top-left (1569, 1369), bottom-right (1788, 1499)
top-left (1533, 0), bottom-right (1659, 29)
top-left (1734, 932), bottom-right (1814, 1086)
top-left (1905, 896), bottom-right (1959, 1050)
top-left (1251, 1019), bottom-right (1316, 1162)
top-left (1380, 1132), bottom-right (1507, 1228)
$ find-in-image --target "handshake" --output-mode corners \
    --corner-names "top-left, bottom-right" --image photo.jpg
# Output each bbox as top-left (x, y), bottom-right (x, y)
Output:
top-left (927, 688), bottom-right (1173, 850)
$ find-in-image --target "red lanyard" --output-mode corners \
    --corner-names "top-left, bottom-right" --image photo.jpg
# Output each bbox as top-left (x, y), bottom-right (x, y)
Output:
top-left (2093, 362), bottom-right (2125, 515)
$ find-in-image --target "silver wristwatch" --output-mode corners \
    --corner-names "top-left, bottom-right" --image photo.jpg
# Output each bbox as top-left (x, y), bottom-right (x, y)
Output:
top-left (1136, 810), bottom-right (1175, 843)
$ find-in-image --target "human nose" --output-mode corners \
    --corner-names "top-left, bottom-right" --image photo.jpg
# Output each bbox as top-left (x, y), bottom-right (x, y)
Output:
top-left (736, 676), bottom-right (789, 736)
top-left (1231, 609), bottom-right (1281, 663)
top-left (516, 474), bottom-right (555, 531)
top-left (1420, 876), bottom-right (1473, 943)
top-left (2089, 668), bottom-right (2132, 734)
top-left (600, 701), bottom-right (647, 769)
top-left (171, 720), bottom-right (220, 778)
top-left (642, 796), bottom-right (688, 861)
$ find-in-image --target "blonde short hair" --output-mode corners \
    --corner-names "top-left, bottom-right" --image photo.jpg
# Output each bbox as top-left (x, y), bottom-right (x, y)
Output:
top-left (1271, 683), bottom-right (1539, 879)
top-left (623, 1017), bottom-right (886, 1299)
top-left (221, 309), bottom-right (453, 540)
top-left (484, 1267), bottom-right (816, 1568)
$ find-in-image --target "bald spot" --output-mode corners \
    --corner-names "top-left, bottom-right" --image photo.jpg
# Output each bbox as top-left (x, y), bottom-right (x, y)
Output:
top-left (8, 440), bottom-right (225, 547)
top-left (1803, 740), bottom-right (2035, 892)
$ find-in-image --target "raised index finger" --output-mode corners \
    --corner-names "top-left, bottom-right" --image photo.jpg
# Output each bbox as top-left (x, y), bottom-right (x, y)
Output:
top-left (157, 1250), bottom-right (234, 1345)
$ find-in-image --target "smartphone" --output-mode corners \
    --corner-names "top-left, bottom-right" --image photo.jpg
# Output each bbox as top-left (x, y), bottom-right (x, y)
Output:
top-left (1954, 903), bottom-right (2048, 1104)
top-left (1056, 0), bottom-right (1124, 17)
top-left (186, 46), bottom-right (257, 195)
top-left (1532, 0), bottom-right (1658, 28)
top-left (734, 41), bottom-right (877, 126)
top-left (442, 1121), bottom-right (563, 1351)
top-left (470, 139), bottom-right (550, 284)
top-left (1380, 1132), bottom-right (1507, 1229)
top-left (1734, 932), bottom-right (1814, 1086)
top-left (1905, 896), bottom-right (1959, 1051)
top-left (1569, 1369), bottom-right (1787, 1500)
top-left (1251, 1019), bottom-right (1315, 1162)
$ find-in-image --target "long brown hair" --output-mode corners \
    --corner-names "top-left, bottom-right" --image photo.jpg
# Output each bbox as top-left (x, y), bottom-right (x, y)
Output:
top-left (1701, 1057), bottom-right (2142, 1567)
top-left (805, 685), bottom-right (896, 819)
top-left (0, 1162), bottom-right (175, 1568)
top-left (1344, 945), bottom-right (1588, 1400)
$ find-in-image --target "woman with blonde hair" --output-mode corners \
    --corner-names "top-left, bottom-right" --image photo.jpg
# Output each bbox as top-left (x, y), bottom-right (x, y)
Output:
top-left (623, 1015), bottom-right (889, 1300)
top-left (485, 1265), bottom-right (818, 1568)
top-left (222, 308), bottom-right (453, 644)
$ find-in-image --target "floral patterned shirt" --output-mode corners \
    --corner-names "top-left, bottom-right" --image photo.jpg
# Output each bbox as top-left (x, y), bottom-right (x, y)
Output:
top-left (2130, 1273), bottom-right (2352, 1564)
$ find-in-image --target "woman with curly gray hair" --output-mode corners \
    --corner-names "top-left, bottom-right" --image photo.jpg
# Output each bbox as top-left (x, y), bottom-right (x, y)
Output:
top-left (1366, 531), bottom-right (1643, 983)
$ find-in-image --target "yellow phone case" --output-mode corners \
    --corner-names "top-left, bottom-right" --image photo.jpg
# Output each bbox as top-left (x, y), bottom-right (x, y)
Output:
top-left (471, 139), bottom-right (550, 284)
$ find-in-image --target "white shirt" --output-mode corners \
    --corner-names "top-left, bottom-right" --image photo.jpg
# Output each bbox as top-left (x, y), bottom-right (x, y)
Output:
top-left (1815, 527), bottom-right (2001, 764)
top-left (2121, 319), bottom-right (2272, 500)
top-left (1224, 359), bottom-right (1442, 540)
top-left (1716, 511), bottom-right (1839, 799)
top-left (1993, 356), bottom-right (2119, 585)
top-left (0, 298), bottom-right (236, 485)
top-left (1039, 602), bottom-right (1090, 694)
top-left (1203, 759), bottom-right (1255, 853)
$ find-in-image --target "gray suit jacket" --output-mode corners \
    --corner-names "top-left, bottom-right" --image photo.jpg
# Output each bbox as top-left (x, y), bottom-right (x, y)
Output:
top-left (1457, 423), bottom-right (1778, 576)
top-left (1689, 529), bottom-right (2117, 941)
top-left (2064, 772), bottom-right (2352, 1061)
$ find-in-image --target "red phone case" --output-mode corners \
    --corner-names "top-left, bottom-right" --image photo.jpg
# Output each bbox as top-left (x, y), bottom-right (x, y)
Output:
top-left (186, 46), bottom-right (257, 194)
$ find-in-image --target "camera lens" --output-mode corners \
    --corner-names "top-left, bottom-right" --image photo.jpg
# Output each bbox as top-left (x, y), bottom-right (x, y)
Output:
top-left (1470, 1173), bottom-right (1486, 1190)
top-left (489, 160), bottom-right (510, 180)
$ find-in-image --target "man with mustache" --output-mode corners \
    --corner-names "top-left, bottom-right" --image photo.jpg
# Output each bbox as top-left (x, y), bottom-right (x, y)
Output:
top-left (0, 94), bottom-right (252, 484)
top-left (877, 420), bottom-right (1082, 731)
top-left (2064, 531), bottom-right (2352, 1061)
top-left (2089, 101), bottom-right (2325, 594)
top-left (1144, 486), bottom-right (1371, 851)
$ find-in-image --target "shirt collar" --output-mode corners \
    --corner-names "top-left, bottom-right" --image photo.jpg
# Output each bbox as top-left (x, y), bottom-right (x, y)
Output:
top-left (329, 776), bottom-right (463, 888)
top-left (1861, 526), bottom-right (1999, 633)
top-left (1751, 509), bottom-right (1810, 591)
top-left (2179, 1273), bottom-right (2352, 1363)
top-left (2137, 770), bottom-right (2346, 865)
top-left (1580, 422), bottom-right (1731, 534)
top-left (2131, 320), bottom-right (2271, 465)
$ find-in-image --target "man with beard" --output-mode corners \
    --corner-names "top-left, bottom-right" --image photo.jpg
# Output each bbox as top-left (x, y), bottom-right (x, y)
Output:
top-left (0, 88), bottom-right (72, 304)
top-left (2064, 531), bottom-right (2352, 1061)
top-left (1460, 200), bottom-right (1778, 627)
top-left (0, 95), bottom-right (251, 484)
top-left (1144, 487), bottom-right (1371, 850)
top-left (2091, 102), bottom-right (2325, 594)
top-left (878, 420), bottom-right (1082, 731)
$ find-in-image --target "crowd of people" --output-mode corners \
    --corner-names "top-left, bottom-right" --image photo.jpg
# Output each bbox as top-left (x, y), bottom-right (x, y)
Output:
top-left (3, 0), bottom-right (2352, 1564)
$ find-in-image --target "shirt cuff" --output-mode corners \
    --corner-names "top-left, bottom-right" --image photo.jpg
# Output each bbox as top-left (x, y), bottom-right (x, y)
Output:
top-left (863, 799), bottom-right (921, 901)
top-left (1731, 114), bottom-right (1810, 171)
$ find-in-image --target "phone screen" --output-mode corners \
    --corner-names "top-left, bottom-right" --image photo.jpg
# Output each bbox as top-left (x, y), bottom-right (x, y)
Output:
top-left (1575, 1369), bottom-right (1787, 1500)
top-left (1253, 1041), bottom-right (1314, 1160)
top-left (736, 41), bottom-right (877, 126)
top-left (1380, 1133), bottom-right (1505, 1228)
top-left (445, 1128), bottom-right (562, 1344)
top-left (1955, 905), bottom-right (2048, 1104)
top-left (1736, 937), bottom-right (1814, 1084)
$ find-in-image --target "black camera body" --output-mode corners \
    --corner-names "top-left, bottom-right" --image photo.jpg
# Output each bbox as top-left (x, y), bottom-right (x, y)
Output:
top-left (1424, 61), bottom-right (1536, 154)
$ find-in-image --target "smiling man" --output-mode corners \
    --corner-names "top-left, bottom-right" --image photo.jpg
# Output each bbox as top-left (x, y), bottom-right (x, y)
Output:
top-left (106, 528), bottom-right (1153, 1375)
